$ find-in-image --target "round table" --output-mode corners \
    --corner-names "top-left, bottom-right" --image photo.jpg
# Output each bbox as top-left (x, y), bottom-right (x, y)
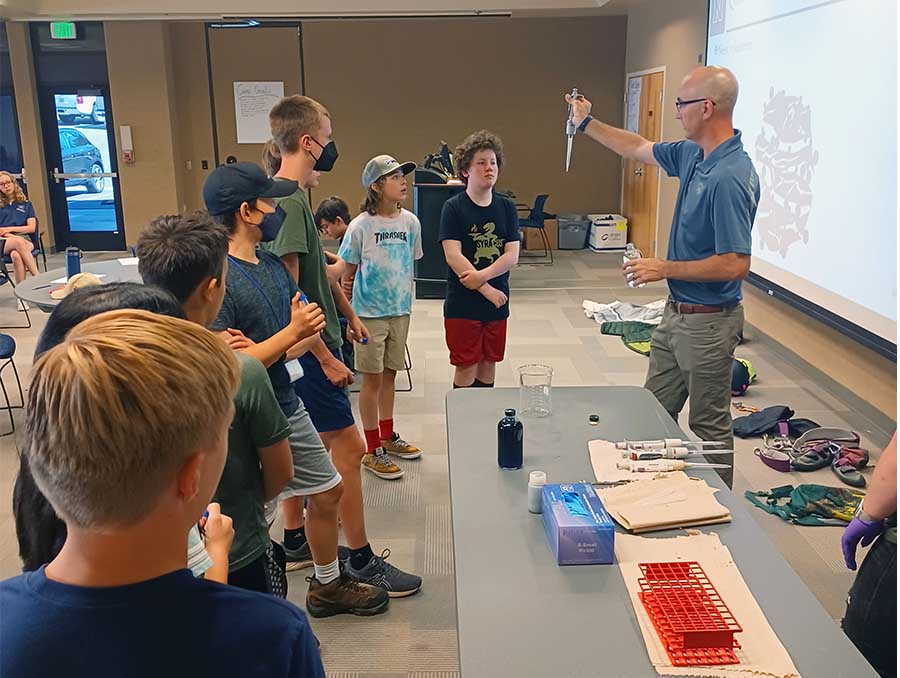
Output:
top-left (15, 259), bottom-right (142, 313)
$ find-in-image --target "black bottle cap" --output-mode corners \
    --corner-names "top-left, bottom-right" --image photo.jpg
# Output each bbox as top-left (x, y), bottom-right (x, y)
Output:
top-left (589, 414), bottom-right (600, 423)
top-left (505, 408), bottom-right (516, 417)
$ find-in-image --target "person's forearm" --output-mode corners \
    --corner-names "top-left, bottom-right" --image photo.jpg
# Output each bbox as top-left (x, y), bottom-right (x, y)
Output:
top-left (285, 332), bottom-right (320, 361)
top-left (862, 434), bottom-right (897, 520)
top-left (330, 277), bottom-right (357, 321)
top-left (445, 249), bottom-right (475, 276)
top-left (480, 250), bottom-right (518, 280)
top-left (478, 283), bottom-right (499, 299)
top-left (310, 334), bottom-right (337, 366)
top-left (583, 119), bottom-right (652, 161)
top-left (235, 327), bottom-right (298, 367)
top-left (2, 224), bottom-right (32, 235)
top-left (663, 254), bottom-right (749, 283)
top-left (204, 546), bottom-right (229, 584)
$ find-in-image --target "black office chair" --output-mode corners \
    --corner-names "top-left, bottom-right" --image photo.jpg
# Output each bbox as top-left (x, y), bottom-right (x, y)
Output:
top-left (517, 194), bottom-right (554, 265)
top-left (0, 332), bottom-right (24, 437)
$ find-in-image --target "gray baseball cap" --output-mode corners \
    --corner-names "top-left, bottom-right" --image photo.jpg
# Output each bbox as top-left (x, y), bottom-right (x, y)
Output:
top-left (362, 155), bottom-right (416, 189)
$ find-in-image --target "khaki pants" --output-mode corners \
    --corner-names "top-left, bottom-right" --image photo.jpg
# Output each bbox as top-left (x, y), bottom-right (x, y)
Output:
top-left (644, 301), bottom-right (744, 488)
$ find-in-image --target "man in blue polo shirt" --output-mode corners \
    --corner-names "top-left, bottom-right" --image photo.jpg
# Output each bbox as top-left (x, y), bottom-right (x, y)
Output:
top-left (567, 66), bottom-right (759, 487)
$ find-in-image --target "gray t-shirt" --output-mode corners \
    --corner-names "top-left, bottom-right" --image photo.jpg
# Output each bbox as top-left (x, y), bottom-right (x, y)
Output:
top-left (211, 249), bottom-right (300, 417)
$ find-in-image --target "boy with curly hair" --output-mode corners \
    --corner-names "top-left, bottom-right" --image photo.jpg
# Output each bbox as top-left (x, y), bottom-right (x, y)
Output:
top-left (438, 131), bottom-right (520, 388)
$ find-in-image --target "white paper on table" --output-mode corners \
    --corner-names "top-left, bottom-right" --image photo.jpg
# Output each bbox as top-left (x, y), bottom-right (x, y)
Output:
top-left (117, 257), bottom-right (139, 265)
top-left (51, 274), bottom-right (107, 284)
top-left (589, 439), bottom-right (681, 484)
top-left (234, 81), bottom-right (284, 144)
top-left (616, 531), bottom-right (801, 678)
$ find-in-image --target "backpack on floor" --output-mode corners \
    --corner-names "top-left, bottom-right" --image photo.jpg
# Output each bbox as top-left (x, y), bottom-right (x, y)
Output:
top-left (744, 484), bottom-right (865, 526)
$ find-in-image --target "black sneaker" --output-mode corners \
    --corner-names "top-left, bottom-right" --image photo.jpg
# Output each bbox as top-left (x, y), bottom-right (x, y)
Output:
top-left (346, 548), bottom-right (422, 598)
top-left (284, 541), bottom-right (352, 572)
top-left (305, 572), bottom-right (389, 618)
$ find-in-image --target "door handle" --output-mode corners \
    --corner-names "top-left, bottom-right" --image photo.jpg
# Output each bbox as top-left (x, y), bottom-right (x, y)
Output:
top-left (52, 167), bottom-right (118, 184)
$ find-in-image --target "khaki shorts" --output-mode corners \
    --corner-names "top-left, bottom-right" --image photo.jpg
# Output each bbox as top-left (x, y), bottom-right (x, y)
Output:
top-left (355, 315), bottom-right (411, 373)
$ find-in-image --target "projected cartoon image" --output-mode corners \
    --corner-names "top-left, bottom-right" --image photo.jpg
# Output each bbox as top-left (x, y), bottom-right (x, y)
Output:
top-left (753, 87), bottom-right (819, 258)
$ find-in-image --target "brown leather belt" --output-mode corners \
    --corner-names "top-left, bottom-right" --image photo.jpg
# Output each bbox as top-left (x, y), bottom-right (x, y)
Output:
top-left (668, 298), bottom-right (732, 314)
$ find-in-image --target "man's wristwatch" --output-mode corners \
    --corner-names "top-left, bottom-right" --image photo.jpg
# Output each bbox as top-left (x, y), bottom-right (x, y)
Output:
top-left (577, 115), bottom-right (593, 133)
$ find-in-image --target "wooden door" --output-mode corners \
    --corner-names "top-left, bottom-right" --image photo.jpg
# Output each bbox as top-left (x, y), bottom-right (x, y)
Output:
top-left (622, 71), bottom-right (664, 256)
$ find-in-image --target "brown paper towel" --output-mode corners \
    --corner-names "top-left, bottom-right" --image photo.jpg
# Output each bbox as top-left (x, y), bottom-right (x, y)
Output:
top-left (617, 531), bottom-right (801, 678)
top-left (597, 473), bottom-right (731, 532)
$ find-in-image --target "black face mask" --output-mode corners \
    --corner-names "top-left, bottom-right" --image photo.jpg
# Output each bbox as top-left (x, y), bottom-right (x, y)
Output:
top-left (310, 138), bottom-right (339, 172)
top-left (253, 205), bottom-right (286, 242)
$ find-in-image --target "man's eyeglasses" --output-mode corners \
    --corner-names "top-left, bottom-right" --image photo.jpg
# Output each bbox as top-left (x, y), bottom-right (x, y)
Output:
top-left (675, 98), bottom-right (715, 111)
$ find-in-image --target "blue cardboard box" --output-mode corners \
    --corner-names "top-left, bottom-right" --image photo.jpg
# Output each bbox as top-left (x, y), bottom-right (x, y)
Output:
top-left (541, 482), bottom-right (615, 565)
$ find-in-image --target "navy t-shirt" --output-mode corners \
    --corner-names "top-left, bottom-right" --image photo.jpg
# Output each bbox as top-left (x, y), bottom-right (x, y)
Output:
top-left (653, 131), bottom-right (759, 306)
top-left (211, 250), bottom-right (300, 417)
top-left (0, 201), bottom-right (35, 227)
top-left (0, 567), bottom-right (324, 678)
top-left (438, 192), bottom-right (519, 321)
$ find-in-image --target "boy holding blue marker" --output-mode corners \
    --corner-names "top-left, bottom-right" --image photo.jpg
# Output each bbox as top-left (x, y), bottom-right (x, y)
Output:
top-left (204, 162), bottom-right (390, 618)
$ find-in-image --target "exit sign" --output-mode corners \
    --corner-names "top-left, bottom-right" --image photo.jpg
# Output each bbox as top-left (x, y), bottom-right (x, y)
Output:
top-left (50, 22), bottom-right (76, 40)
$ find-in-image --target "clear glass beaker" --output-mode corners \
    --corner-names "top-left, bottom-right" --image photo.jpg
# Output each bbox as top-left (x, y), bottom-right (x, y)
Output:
top-left (518, 363), bottom-right (553, 417)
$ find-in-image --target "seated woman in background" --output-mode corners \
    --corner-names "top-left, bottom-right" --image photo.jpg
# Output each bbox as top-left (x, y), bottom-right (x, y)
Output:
top-left (0, 171), bottom-right (41, 310)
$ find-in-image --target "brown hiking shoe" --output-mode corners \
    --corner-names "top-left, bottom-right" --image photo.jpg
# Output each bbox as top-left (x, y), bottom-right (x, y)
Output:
top-left (305, 573), bottom-right (389, 618)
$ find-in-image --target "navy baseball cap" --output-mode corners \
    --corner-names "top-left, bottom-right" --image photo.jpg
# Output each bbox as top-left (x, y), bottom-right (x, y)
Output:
top-left (203, 161), bottom-right (298, 216)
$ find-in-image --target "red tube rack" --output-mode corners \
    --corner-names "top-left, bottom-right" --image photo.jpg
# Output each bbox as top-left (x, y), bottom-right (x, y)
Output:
top-left (637, 561), bottom-right (742, 667)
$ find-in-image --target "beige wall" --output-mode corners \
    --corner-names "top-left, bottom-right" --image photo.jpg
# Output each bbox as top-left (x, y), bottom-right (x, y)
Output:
top-left (302, 16), bottom-right (626, 216)
top-left (207, 26), bottom-right (303, 169)
top-left (170, 22), bottom-right (215, 213)
top-left (105, 21), bottom-right (181, 244)
top-left (170, 17), bottom-right (627, 218)
top-left (625, 0), bottom-right (706, 253)
top-left (6, 22), bottom-right (53, 249)
top-left (624, 0), bottom-right (896, 417)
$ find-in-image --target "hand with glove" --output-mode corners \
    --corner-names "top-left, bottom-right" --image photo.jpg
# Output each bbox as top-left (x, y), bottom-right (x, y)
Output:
top-left (841, 513), bottom-right (884, 570)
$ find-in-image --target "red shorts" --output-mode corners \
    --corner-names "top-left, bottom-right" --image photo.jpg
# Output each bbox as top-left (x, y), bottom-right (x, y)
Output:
top-left (444, 318), bottom-right (508, 367)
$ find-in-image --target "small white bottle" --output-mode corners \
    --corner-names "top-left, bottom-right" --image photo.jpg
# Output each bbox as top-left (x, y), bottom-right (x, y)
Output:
top-left (623, 243), bottom-right (645, 288)
top-left (528, 470), bottom-right (547, 513)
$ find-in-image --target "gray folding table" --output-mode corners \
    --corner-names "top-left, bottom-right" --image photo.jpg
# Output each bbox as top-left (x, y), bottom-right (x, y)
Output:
top-left (446, 386), bottom-right (877, 677)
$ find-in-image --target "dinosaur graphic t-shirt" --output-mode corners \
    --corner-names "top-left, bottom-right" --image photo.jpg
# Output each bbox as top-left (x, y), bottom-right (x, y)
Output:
top-left (338, 208), bottom-right (423, 318)
top-left (439, 191), bottom-right (520, 321)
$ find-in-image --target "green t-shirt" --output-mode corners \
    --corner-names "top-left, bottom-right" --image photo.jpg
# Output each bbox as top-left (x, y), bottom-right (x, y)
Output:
top-left (214, 353), bottom-right (291, 572)
top-left (265, 190), bottom-right (342, 351)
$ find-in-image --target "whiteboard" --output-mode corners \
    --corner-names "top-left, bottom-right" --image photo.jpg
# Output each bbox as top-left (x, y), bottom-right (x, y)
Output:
top-left (233, 81), bottom-right (284, 144)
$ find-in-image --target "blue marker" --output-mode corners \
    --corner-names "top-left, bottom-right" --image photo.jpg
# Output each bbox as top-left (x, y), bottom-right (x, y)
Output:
top-left (299, 293), bottom-right (309, 304)
top-left (203, 510), bottom-right (209, 520)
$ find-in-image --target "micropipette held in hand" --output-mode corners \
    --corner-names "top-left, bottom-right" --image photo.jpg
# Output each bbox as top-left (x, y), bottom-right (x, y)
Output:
top-left (614, 438), bottom-right (727, 451)
top-left (565, 87), bottom-right (581, 172)
top-left (615, 459), bottom-right (732, 473)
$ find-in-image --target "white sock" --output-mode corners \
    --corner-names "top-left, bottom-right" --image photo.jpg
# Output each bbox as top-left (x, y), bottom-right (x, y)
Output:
top-left (314, 558), bottom-right (340, 585)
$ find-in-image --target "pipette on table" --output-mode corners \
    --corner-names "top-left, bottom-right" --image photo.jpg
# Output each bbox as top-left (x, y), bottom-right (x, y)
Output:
top-left (616, 459), bottom-right (732, 473)
top-left (623, 447), bottom-right (734, 461)
top-left (614, 439), bottom-right (727, 451)
top-left (565, 87), bottom-right (580, 172)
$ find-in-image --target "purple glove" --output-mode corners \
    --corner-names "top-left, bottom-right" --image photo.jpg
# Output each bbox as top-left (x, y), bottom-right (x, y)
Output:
top-left (842, 516), bottom-right (884, 570)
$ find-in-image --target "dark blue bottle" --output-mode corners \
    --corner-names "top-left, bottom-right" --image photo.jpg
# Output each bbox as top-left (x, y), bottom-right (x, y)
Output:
top-left (65, 247), bottom-right (81, 278)
top-left (498, 408), bottom-right (523, 470)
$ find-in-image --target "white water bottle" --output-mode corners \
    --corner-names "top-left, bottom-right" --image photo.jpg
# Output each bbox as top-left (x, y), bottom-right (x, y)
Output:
top-left (623, 243), bottom-right (645, 288)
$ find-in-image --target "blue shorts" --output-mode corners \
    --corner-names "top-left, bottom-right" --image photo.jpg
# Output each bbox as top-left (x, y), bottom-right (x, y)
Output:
top-left (294, 348), bottom-right (355, 433)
